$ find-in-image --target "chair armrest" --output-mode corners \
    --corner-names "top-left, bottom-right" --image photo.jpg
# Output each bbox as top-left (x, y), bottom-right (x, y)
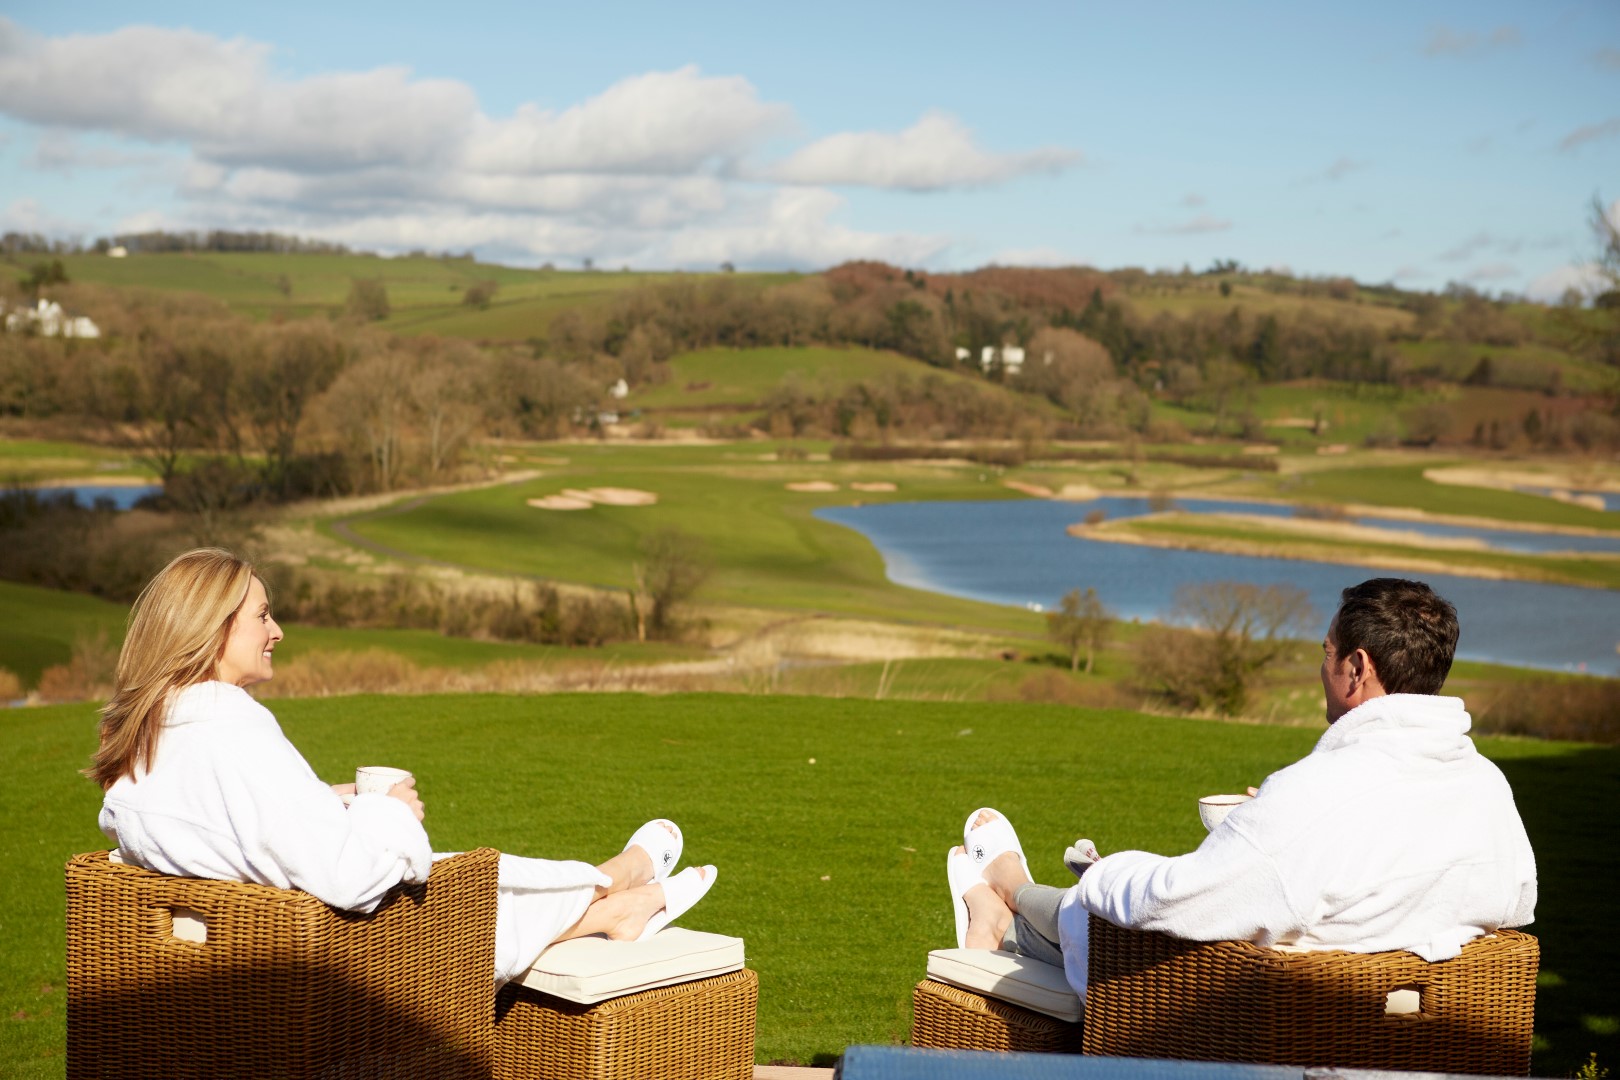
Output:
top-left (67, 846), bottom-right (501, 1080)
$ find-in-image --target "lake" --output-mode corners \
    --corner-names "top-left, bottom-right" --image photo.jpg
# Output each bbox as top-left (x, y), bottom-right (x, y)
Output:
top-left (816, 497), bottom-right (1620, 677)
top-left (33, 483), bottom-right (161, 510)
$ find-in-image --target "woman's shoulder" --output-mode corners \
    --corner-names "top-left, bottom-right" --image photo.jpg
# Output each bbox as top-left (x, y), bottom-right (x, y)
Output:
top-left (168, 681), bottom-right (278, 728)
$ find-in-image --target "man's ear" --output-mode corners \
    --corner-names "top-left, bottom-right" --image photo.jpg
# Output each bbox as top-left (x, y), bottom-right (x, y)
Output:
top-left (1348, 647), bottom-right (1371, 686)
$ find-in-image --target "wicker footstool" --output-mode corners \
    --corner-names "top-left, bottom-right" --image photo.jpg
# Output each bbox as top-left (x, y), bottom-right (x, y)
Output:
top-left (493, 928), bottom-right (756, 1080)
top-left (911, 949), bottom-right (1084, 1054)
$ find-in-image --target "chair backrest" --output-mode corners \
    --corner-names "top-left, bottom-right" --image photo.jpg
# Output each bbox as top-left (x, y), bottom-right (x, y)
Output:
top-left (66, 847), bottom-right (500, 1080)
top-left (1083, 915), bottom-right (1538, 1076)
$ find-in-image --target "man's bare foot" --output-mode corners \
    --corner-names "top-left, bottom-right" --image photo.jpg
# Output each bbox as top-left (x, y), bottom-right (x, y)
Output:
top-left (957, 845), bottom-right (1014, 949)
top-left (968, 810), bottom-right (1034, 908)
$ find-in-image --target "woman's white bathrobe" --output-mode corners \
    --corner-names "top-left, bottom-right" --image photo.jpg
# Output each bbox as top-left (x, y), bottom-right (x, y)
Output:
top-left (99, 681), bottom-right (610, 983)
top-left (1054, 693), bottom-right (1537, 1000)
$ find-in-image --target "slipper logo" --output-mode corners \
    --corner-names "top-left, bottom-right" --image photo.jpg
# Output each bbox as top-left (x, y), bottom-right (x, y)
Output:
top-left (662, 851), bottom-right (674, 868)
top-left (972, 844), bottom-right (986, 862)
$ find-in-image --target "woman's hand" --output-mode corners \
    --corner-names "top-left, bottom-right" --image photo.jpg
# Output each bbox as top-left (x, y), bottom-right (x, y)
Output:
top-left (331, 782), bottom-right (357, 797)
top-left (388, 776), bottom-right (425, 822)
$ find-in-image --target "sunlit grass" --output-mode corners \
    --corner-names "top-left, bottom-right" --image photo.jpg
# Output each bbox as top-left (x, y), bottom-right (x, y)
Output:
top-left (4, 693), bottom-right (1610, 1076)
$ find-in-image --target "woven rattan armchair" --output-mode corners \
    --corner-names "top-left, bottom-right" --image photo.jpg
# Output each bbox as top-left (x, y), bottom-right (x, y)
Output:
top-left (66, 847), bottom-right (500, 1080)
top-left (1083, 914), bottom-right (1539, 1075)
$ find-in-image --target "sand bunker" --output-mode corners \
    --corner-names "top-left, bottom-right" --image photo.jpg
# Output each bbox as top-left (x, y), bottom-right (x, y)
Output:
top-left (786, 481), bottom-right (839, 492)
top-left (1003, 480), bottom-right (1053, 498)
top-left (849, 481), bottom-right (897, 492)
top-left (571, 487), bottom-right (659, 506)
top-left (528, 487), bottom-right (659, 511)
top-left (1053, 483), bottom-right (1100, 501)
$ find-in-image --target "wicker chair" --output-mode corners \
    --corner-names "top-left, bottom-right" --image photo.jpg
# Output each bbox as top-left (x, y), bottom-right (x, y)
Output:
top-left (1083, 914), bottom-right (1539, 1076)
top-left (65, 847), bottom-right (501, 1080)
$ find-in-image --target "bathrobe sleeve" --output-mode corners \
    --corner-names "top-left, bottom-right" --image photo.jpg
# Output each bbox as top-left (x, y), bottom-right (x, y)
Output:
top-left (1076, 811), bottom-right (1307, 945)
top-left (191, 711), bottom-right (433, 913)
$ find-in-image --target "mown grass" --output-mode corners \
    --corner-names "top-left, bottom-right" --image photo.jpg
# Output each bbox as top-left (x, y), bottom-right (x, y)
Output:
top-left (1287, 463), bottom-right (1620, 530)
top-left (3, 693), bottom-right (1612, 1077)
top-left (1109, 514), bottom-right (1620, 590)
top-left (631, 346), bottom-right (988, 414)
top-left (332, 441), bottom-right (1043, 633)
top-left (0, 440), bottom-right (148, 484)
top-left (52, 253), bottom-right (792, 340)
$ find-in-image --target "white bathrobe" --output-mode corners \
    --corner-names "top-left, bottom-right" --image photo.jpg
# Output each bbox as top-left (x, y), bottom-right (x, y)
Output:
top-left (1055, 693), bottom-right (1537, 1000)
top-left (99, 681), bottom-right (610, 983)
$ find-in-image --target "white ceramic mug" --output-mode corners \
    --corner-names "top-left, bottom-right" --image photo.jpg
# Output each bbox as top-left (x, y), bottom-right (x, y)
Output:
top-left (355, 765), bottom-right (414, 796)
top-left (1198, 793), bottom-right (1253, 832)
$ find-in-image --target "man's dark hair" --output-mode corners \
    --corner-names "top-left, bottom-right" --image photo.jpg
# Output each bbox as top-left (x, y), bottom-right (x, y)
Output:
top-left (1333, 578), bottom-right (1459, 695)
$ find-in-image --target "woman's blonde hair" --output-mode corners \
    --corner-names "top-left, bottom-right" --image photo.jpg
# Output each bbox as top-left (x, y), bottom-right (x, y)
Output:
top-left (86, 548), bottom-right (258, 789)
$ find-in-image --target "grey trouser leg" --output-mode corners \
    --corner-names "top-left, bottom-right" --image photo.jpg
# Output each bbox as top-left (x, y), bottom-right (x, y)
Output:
top-left (999, 883), bottom-right (1066, 967)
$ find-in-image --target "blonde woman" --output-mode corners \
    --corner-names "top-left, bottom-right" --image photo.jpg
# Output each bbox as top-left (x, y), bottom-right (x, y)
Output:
top-left (90, 548), bottom-right (715, 983)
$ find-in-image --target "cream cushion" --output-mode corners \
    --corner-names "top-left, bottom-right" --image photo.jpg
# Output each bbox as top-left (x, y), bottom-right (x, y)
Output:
top-left (514, 928), bottom-right (745, 1005)
top-left (926, 948), bottom-right (1083, 1023)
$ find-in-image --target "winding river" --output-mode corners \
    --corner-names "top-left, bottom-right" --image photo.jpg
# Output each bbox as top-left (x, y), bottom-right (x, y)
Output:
top-left (816, 497), bottom-right (1620, 677)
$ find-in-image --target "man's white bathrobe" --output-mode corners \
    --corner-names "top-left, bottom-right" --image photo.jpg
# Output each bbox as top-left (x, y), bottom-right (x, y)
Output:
top-left (99, 681), bottom-right (611, 983)
top-left (1054, 693), bottom-right (1537, 1000)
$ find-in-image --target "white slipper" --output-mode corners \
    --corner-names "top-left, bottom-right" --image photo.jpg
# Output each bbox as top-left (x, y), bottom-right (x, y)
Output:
top-left (623, 819), bottom-right (682, 882)
top-left (947, 847), bottom-right (983, 949)
top-left (636, 864), bottom-right (717, 941)
top-left (962, 807), bottom-right (1032, 883)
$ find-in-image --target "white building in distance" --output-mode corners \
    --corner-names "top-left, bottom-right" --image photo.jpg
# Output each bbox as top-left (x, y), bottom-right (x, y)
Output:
top-left (3, 298), bottom-right (101, 338)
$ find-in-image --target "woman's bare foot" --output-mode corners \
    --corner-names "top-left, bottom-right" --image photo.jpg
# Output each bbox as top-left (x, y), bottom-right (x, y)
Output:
top-left (559, 867), bottom-right (709, 943)
top-left (594, 821), bottom-right (677, 895)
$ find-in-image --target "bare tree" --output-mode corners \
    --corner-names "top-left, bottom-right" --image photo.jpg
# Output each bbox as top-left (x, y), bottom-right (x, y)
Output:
top-left (1135, 581), bottom-right (1314, 715)
top-left (630, 528), bottom-right (710, 641)
top-left (1047, 587), bottom-right (1112, 673)
top-left (345, 278), bottom-right (390, 322)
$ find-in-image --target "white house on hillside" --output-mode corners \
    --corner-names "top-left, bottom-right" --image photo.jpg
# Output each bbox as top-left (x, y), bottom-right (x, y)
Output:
top-left (979, 344), bottom-right (1025, 374)
top-left (3, 298), bottom-right (101, 338)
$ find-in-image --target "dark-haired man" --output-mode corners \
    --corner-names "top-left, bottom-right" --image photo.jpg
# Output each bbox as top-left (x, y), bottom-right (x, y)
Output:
top-left (956, 578), bottom-right (1537, 1001)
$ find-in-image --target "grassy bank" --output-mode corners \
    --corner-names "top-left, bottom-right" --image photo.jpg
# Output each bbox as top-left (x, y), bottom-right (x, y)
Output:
top-left (2, 693), bottom-right (1614, 1076)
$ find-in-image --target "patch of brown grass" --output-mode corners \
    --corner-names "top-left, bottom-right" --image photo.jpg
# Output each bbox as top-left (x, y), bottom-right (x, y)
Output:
top-left (35, 632), bottom-right (118, 704)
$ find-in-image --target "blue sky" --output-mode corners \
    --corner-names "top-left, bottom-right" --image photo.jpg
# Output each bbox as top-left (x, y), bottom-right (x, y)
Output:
top-left (1, 1), bottom-right (1616, 298)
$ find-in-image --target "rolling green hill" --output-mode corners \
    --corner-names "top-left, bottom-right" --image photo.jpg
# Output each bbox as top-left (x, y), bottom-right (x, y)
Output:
top-left (45, 251), bottom-right (793, 340)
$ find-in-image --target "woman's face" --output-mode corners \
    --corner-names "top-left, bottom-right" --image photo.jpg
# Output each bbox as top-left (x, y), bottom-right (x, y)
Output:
top-left (215, 576), bottom-right (282, 687)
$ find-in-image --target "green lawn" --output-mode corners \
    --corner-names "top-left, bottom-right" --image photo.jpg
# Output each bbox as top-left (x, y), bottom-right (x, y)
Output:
top-left (1110, 513), bottom-right (1620, 590)
top-left (631, 346), bottom-right (990, 413)
top-left (1288, 463), bottom-right (1620, 530)
top-left (52, 252), bottom-right (791, 340)
top-left (331, 441), bottom-right (1043, 633)
top-left (2, 694), bottom-right (1611, 1076)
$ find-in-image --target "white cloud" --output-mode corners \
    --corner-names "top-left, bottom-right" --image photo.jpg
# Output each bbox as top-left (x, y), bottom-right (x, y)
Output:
top-left (0, 18), bottom-right (1082, 268)
top-left (467, 67), bottom-right (791, 176)
top-left (1524, 262), bottom-right (1608, 301)
top-left (769, 110), bottom-right (1079, 191)
top-left (1133, 214), bottom-right (1232, 236)
top-left (1423, 24), bottom-right (1521, 56)
top-left (1464, 261), bottom-right (1517, 282)
top-left (1180, 193), bottom-right (1206, 208)
top-left (1391, 264), bottom-right (1430, 280)
top-left (1296, 156), bottom-right (1367, 185)
top-left (1438, 231), bottom-right (1494, 262)
top-left (1559, 117), bottom-right (1620, 152)
top-left (989, 246), bottom-right (1081, 267)
top-left (28, 132), bottom-right (170, 173)
top-left (1594, 47), bottom-right (1620, 73)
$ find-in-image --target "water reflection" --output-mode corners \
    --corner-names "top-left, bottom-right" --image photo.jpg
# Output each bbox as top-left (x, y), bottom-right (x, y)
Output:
top-left (32, 484), bottom-right (162, 510)
top-left (816, 498), bottom-right (1620, 676)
